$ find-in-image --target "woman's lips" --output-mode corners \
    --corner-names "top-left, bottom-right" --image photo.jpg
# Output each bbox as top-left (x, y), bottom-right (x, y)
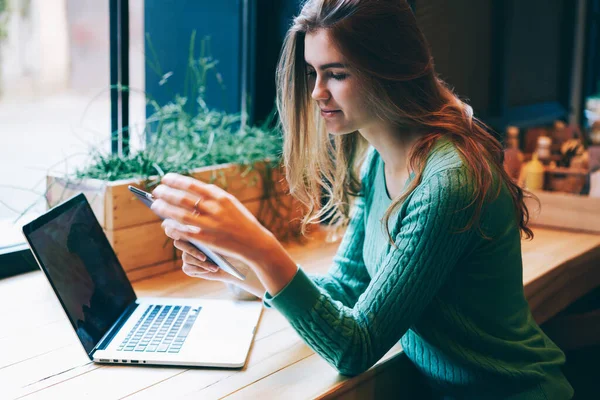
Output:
top-left (320, 109), bottom-right (341, 118)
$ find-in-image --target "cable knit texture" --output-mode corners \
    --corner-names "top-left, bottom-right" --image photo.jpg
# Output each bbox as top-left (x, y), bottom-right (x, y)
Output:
top-left (264, 139), bottom-right (573, 399)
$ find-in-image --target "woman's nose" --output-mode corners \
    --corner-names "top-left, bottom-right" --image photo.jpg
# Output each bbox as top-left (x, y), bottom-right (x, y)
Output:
top-left (311, 78), bottom-right (330, 101)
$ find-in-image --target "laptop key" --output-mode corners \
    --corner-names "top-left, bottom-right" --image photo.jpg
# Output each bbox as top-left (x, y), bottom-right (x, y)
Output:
top-left (146, 345), bottom-right (158, 352)
top-left (157, 344), bottom-right (169, 352)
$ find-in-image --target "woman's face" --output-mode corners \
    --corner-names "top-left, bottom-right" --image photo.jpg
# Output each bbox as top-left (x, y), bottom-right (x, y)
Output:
top-left (304, 29), bottom-right (375, 135)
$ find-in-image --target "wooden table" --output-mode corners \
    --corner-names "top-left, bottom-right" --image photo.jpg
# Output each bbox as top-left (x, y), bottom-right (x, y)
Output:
top-left (2, 227), bottom-right (599, 399)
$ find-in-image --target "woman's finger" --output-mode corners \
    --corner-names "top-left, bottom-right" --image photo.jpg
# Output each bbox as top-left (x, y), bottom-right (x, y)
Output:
top-left (173, 239), bottom-right (207, 261)
top-left (182, 263), bottom-right (232, 282)
top-left (182, 263), bottom-right (213, 277)
top-left (152, 184), bottom-right (211, 215)
top-left (182, 253), bottom-right (218, 272)
top-left (160, 173), bottom-right (228, 202)
top-left (152, 199), bottom-right (219, 230)
top-left (162, 221), bottom-right (234, 259)
top-left (162, 219), bottom-right (200, 240)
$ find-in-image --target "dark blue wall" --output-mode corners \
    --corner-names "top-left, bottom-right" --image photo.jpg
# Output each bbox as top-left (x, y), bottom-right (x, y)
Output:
top-left (144, 0), bottom-right (243, 115)
top-left (252, 0), bottom-right (302, 123)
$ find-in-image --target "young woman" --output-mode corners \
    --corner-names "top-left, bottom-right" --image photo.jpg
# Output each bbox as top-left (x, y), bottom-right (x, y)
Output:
top-left (151, 0), bottom-right (573, 398)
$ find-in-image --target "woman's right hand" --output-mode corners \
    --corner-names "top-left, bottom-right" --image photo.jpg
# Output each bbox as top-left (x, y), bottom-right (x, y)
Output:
top-left (172, 238), bottom-right (267, 299)
top-left (161, 218), bottom-right (266, 298)
top-left (174, 239), bottom-right (235, 282)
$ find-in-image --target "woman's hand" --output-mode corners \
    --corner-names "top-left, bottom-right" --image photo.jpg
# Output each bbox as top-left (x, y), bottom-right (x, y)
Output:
top-left (169, 235), bottom-right (266, 299)
top-left (151, 173), bottom-right (300, 296)
top-left (151, 173), bottom-right (275, 267)
top-left (172, 236), bottom-right (232, 281)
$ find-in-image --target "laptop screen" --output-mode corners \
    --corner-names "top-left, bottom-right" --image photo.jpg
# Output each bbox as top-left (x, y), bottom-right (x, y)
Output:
top-left (23, 194), bottom-right (136, 354)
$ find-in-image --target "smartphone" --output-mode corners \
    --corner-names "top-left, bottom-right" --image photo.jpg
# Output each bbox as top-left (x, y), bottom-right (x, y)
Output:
top-left (128, 185), bottom-right (246, 280)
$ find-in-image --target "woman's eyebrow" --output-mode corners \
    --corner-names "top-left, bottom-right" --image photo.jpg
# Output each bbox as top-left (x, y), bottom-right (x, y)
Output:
top-left (305, 61), bottom-right (346, 70)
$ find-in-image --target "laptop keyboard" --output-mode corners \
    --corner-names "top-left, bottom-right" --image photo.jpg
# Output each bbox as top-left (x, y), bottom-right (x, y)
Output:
top-left (117, 305), bottom-right (201, 354)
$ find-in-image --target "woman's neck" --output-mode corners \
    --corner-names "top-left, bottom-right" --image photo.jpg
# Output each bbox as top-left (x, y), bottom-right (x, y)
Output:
top-left (358, 123), bottom-right (423, 176)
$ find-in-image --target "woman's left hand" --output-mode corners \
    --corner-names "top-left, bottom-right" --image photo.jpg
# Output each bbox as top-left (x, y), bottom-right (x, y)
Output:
top-left (150, 173), bottom-right (276, 267)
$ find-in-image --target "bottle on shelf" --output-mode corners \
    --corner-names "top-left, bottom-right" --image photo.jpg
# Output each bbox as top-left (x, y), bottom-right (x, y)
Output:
top-left (503, 126), bottom-right (524, 181)
top-left (524, 153), bottom-right (545, 191)
top-left (551, 120), bottom-right (569, 154)
top-left (536, 135), bottom-right (552, 165)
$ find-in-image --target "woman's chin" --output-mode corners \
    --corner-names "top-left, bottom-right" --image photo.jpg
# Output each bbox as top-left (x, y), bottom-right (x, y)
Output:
top-left (326, 124), bottom-right (354, 136)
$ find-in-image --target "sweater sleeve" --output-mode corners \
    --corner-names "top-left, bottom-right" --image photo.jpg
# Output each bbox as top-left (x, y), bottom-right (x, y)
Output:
top-left (263, 167), bottom-right (477, 376)
top-left (308, 193), bottom-right (371, 307)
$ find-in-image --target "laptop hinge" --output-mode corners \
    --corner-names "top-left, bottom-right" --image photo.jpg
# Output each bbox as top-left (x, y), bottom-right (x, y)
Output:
top-left (90, 302), bottom-right (139, 357)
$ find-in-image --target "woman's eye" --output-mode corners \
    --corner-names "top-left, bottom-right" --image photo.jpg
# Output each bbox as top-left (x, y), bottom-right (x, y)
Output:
top-left (330, 72), bottom-right (348, 81)
top-left (306, 70), bottom-right (347, 81)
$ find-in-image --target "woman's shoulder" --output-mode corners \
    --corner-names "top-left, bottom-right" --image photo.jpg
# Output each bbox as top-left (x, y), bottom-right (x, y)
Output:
top-left (415, 139), bottom-right (479, 208)
top-left (416, 138), bottom-right (512, 218)
top-left (421, 138), bottom-right (466, 179)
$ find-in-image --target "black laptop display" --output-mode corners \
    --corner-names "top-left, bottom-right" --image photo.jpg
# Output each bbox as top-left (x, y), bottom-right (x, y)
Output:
top-left (22, 194), bottom-right (136, 354)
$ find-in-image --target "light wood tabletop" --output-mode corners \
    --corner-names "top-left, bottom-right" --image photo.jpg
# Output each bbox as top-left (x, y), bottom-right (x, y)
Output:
top-left (2, 227), bottom-right (599, 399)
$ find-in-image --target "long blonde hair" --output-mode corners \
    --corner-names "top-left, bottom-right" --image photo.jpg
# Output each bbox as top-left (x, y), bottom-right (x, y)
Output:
top-left (276, 0), bottom-right (534, 241)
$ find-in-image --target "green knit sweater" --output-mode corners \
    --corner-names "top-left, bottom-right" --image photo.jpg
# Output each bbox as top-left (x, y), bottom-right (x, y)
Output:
top-left (264, 140), bottom-right (573, 399)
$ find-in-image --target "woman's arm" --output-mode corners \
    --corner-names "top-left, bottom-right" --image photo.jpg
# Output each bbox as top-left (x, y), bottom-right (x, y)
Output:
top-left (257, 168), bottom-right (476, 375)
top-left (255, 194), bottom-right (371, 308)
top-left (151, 173), bottom-right (372, 304)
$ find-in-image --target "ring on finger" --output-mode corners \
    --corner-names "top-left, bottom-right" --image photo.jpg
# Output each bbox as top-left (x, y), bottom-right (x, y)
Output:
top-left (192, 196), bottom-right (203, 216)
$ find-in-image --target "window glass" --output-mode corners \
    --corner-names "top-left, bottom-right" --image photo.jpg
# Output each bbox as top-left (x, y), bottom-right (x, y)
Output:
top-left (0, 0), bottom-right (145, 250)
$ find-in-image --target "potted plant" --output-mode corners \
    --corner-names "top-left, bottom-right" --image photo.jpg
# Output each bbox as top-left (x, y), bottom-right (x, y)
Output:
top-left (45, 35), bottom-right (305, 281)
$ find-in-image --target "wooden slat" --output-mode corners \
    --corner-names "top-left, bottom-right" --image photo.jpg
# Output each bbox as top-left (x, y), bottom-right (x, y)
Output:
top-left (105, 183), bottom-right (158, 230)
top-left (222, 343), bottom-right (404, 400)
top-left (526, 190), bottom-right (600, 233)
top-left (0, 319), bottom-right (79, 371)
top-left (0, 297), bottom-right (64, 341)
top-left (123, 323), bottom-right (306, 399)
top-left (0, 271), bottom-right (48, 308)
top-left (103, 163), bottom-right (289, 231)
top-left (48, 161), bottom-right (290, 231)
top-left (1, 344), bottom-right (92, 399)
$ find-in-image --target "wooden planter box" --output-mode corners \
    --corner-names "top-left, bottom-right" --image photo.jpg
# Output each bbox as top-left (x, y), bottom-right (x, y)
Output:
top-left (525, 189), bottom-right (600, 234)
top-left (46, 162), bottom-right (306, 281)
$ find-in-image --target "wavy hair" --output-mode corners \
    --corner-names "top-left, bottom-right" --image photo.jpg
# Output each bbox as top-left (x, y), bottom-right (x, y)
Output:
top-left (276, 0), bottom-right (534, 241)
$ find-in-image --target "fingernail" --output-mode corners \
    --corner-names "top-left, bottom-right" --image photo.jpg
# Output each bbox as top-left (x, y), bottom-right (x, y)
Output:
top-left (210, 267), bottom-right (219, 272)
top-left (150, 199), bottom-right (162, 210)
top-left (185, 225), bottom-right (201, 234)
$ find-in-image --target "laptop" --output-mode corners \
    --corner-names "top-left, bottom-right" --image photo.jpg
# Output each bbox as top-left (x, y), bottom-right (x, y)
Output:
top-left (22, 193), bottom-right (263, 368)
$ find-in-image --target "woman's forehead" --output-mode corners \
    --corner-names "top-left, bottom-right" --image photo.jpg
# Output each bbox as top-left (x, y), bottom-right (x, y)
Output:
top-left (304, 30), bottom-right (346, 68)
